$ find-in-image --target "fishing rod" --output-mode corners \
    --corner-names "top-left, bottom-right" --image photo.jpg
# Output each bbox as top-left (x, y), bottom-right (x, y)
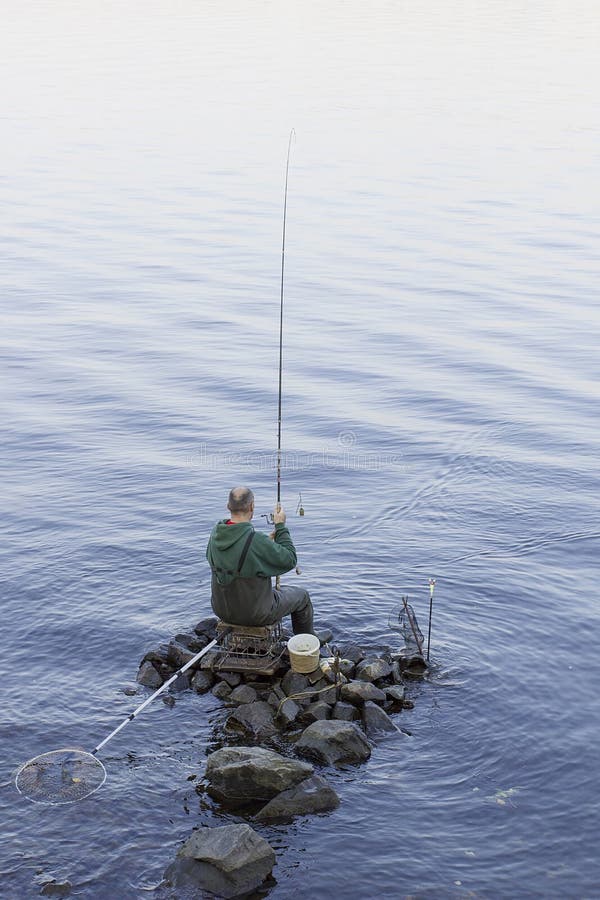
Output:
top-left (274, 130), bottom-right (298, 588)
top-left (276, 128), bottom-right (295, 511)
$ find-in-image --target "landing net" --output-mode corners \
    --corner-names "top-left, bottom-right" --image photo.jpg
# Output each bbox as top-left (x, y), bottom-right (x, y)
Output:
top-left (15, 749), bottom-right (106, 804)
top-left (389, 601), bottom-right (424, 650)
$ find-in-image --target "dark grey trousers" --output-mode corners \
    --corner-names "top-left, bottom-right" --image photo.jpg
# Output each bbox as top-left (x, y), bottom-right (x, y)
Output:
top-left (270, 586), bottom-right (314, 635)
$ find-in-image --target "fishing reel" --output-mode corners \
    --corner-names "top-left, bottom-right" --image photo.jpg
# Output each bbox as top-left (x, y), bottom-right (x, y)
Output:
top-left (261, 492), bottom-right (304, 525)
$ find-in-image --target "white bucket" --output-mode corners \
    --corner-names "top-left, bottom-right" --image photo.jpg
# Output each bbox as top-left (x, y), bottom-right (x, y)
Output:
top-left (287, 633), bottom-right (321, 673)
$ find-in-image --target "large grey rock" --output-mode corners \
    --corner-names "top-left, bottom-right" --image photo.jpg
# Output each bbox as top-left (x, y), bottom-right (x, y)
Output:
top-left (229, 684), bottom-right (258, 705)
top-left (355, 657), bottom-right (393, 682)
top-left (362, 701), bottom-right (398, 736)
top-left (164, 824), bottom-right (275, 899)
top-left (340, 680), bottom-right (386, 706)
top-left (295, 720), bottom-right (372, 766)
top-left (212, 681), bottom-right (232, 701)
top-left (225, 701), bottom-right (278, 740)
top-left (136, 661), bottom-right (163, 689)
top-left (205, 747), bottom-right (313, 803)
top-left (255, 775), bottom-right (340, 823)
top-left (191, 670), bottom-right (215, 694)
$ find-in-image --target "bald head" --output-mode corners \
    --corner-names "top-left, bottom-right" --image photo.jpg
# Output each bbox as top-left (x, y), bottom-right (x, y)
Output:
top-left (227, 486), bottom-right (255, 515)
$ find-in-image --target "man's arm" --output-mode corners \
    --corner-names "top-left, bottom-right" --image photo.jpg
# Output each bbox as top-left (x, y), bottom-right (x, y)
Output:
top-left (253, 506), bottom-right (297, 576)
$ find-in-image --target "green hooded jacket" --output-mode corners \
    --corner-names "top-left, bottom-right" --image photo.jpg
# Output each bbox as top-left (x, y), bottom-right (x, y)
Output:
top-left (206, 520), bottom-right (297, 626)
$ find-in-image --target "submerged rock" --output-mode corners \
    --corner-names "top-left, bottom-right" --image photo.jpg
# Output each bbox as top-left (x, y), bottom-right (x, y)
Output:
top-left (205, 746), bottom-right (313, 803)
top-left (340, 680), bottom-right (386, 706)
top-left (295, 720), bottom-right (372, 766)
top-left (40, 881), bottom-right (72, 898)
top-left (225, 701), bottom-right (277, 741)
top-left (164, 824), bottom-right (275, 899)
top-left (255, 774), bottom-right (340, 823)
top-left (362, 701), bottom-right (398, 736)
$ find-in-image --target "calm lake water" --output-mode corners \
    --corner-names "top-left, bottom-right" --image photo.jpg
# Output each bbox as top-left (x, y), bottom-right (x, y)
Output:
top-left (2, 2), bottom-right (599, 897)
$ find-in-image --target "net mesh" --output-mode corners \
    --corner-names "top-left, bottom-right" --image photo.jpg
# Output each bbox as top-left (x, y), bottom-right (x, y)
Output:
top-left (15, 749), bottom-right (106, 804)
top-left (388, 602), bottom-right (424, 650)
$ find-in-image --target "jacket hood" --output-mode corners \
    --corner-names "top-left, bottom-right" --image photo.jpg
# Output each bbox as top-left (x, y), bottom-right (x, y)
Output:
top-left (209, 520), bottom-right (253, 552)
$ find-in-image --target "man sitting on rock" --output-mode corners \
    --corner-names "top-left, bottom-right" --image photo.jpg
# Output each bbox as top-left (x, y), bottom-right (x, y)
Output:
top-left (206, 486), bottom-right (314, 635)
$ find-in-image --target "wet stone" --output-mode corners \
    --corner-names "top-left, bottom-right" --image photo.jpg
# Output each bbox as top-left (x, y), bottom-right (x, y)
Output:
top-left (164, 823), bottom-right (275, 900)
top-left (315, 628), bottom-right (333, 646)
top-left (174, 632), bottom-right (209, 652)
top-left (141, 644), bottom-right (170, 667)
top-left (385, 684), bottom-right (406, 703)
top-left (275, 697), bottom-right (301, 728)
top-left (392, 660), bottom-right (404, 684)
top-left (191, 670), bottom-right (215, 694)
top-left (281, 669), bottom-right (310, 697)
top-left (171, 672), bottom-right (191, 693)
top-left (332, 701), bottom-right (358, 722)
top-left (299, 701), bottom-right (331, 723)
top-left (340, 680), bottom-right (386, 706)
top-left (137, 660), bottom-right (163, 689)
top-left (296, 720), bottom-right (372, 766)
top-left (212, 681), bottom-right (232, 701)
top-left (193, 616), bottom-right (218, 638)
top-left (167, 640), bottom-right (197, 669)
top-left (355, 657), bottom-right (393, 682)
top-left (362, 701), bottom-right (398, 736)
top-left (205, 747), bottom-right (313, 803)
top-left (217, 671), bottom-right (242, 687)
top-left (225, 701), bottom-right (277, 741)
top-left (40, 881), bottom-right (72, 898)
top-left (229, 684), bottom-right (257, 705)
top-left (309, 679), bottom-right (338, 704)
top-left (338, 659), bottom-right (356, 679)
top-left (255, 774), bottom-right (340, 824)
top-left (341, 643), bottom-right (365, 665)
top-left (200, 650), bottom-right (221, 670)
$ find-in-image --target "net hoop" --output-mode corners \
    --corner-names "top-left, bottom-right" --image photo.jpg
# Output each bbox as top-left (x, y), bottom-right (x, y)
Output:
top-left (15, 748), bottom-right (107, 805)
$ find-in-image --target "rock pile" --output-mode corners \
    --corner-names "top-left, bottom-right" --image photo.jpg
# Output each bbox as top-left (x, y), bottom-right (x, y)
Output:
top-left (138, 617), bottom-right (423, 897)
